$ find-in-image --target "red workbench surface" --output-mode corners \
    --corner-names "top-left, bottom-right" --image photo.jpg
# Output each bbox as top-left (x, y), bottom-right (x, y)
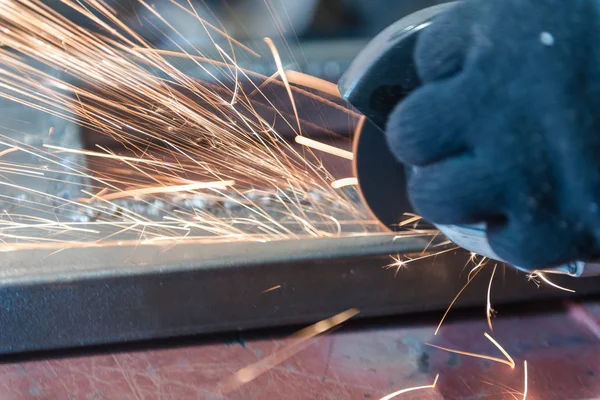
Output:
top-left (0, 300), bottom-right (598, 400)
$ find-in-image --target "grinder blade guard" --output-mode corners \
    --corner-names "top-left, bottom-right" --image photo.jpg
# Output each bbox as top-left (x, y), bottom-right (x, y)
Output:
top-left (338, 3), bottom-right (454, 231)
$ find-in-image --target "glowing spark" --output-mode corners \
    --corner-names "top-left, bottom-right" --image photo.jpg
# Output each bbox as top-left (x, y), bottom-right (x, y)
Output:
top-left (378, 374), bottom-right (440, 400)
top-left (435, 257), bottom-right (486, 335)
top-left (295, 136), bottom-right (354, 160)
top-left (284, 70), bottom-right (341, 98)
top-left (262, 285), bottom-right (281, 293)
top-left (427, 332), bottom-right (515, 369)
top-left (0, 147), bottom-right (17, 157)
top-left (398, 214), bottom-right (422, 227)
top-left (530, 271), bottom-right (576, 293)
top-left (468, 256), bottom-right (488, 280)
top-left (43, 145), bottom-right (182, 168)
top-left (487, 264), bottom-right (497, 332)
top-left (94, 181), bottom-right (236, 201)
top-left (484, 332), bottom-right (516, 368)
top-left (264, 37), bottom-right (301, 135)
top-left (386, 246), bottom-right (458, 267)
top-left (523, 360), bottom-right (528, 400)
top-left (0, 0), bottom-right (405, 251)
top-left (385, 254), bottom-right (405, 277)
top-left (331, 177), bottom-right (358, 189)
top-left (219, 308), bottom-right (359, 393)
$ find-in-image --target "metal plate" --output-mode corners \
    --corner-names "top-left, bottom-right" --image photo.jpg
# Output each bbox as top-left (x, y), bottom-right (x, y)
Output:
top-left (1, 234), bottom-right (600, 354)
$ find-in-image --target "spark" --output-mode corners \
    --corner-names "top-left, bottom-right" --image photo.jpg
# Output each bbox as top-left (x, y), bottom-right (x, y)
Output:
top-left (218, 308), bottom-right (359, 393)
top-left (523, 360), bottom-right (528, 400)
top-left (378, 374), bottom-right (440, 400)
top-left (295, 136), bottom-right (354, 160)
top-left (468, 256), bottom-right (488, 280)
top-left (398, 214), bottom-right (422, 227)
top-left (284, 70), bottom-right (341, 98)
top-left (427, 332), bottom-right (515, 369)
top-left (384, 246), bottom-right (459, 277)
top-left (383, 247), bottom-right (458, 277)
top-left (0, 147), bottom-right (17, 157)
top-left (43, 144), bottom-right (183, 169)
top-left (487, 264), bottom-right (497, 332)
top-left (262, 285), bottom-right (281, 293)
top-left (331, 177), bottom-right (357, 189)
top-left (484, 332), bottom-right (516, 368)
top-left (385, 254), bottom-right (405, 277)
top-left (93, 180), bottom-right (236, 201)
top-left (435, 256), bottom-right (486, 335)
top-left (0, 0), bottom-right (395, 252)
top-left (529, 271), bottom-right (576, 293)
top-left (264, 37), bottom-right (301, 135)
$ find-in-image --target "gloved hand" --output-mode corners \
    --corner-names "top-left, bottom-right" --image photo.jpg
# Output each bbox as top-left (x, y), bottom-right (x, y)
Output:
top-left (385, 0), bottom-right (600, 270)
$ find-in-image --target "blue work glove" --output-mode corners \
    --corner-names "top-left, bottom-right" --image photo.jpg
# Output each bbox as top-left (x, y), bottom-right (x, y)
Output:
top-left (385, 0), bottom-right (600, 270)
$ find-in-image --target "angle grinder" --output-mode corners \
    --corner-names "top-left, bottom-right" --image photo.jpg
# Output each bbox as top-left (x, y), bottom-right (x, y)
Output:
top-left (339, 2), bottom-right (600, 277)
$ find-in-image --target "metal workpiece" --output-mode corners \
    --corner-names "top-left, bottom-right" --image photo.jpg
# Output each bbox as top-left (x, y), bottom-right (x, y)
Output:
top-left (1, 234), bottom-right (600, 355)
top-left (0, 234), bottom-right (428, 282)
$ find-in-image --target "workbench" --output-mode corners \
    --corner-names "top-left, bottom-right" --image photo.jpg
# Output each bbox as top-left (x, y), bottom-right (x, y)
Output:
top-left (1, 298), bottom-right (598, 399)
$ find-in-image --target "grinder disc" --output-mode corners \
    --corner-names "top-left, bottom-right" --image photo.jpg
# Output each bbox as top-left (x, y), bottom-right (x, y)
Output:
top-left (339, 2), bottom-right (455, 231)
top-left (352, 119), bottom-right (412, 231)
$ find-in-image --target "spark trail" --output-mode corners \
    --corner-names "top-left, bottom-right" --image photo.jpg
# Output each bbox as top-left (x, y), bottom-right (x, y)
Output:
top-left (0, 0), bottom-right (433, 252)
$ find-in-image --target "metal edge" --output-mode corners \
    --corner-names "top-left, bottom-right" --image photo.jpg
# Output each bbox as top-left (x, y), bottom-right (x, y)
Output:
top-left (1, 235), bottom-right (599, 354)
top-left (0, 234), bottom-right (434, 284)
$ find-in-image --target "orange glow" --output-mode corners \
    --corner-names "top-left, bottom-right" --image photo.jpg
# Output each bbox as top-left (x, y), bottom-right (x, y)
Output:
top-left (262, 285), bottom-right (281, 293)
top-left (378, 374), bottom-right (440, 400)
top-left (530, 271), bottom-right (576, 293)
top-left (284, 70), bottom-right (341, 98)
top-left (295, 136), bottom-right (354, 160)
top-left (523, 360), bottom-right (528, 400)
top-left (219, 309), bottom-right (359, 393)
top-left (435, 257), bottom-right (486, 335)
top-left (487, 264), bottom-right (498, 332)
top-left (93, 180), bottom-right (235, 201)
top-left (427, 332), bottom-right (515, 369)
top-left (331, 177), bottom-right (358, 189)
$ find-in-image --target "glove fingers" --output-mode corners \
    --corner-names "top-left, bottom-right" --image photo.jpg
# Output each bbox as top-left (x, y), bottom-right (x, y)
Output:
top-left (487, 217), bottom-right (578, 270)
top-left (487, 208), bottom-right (599, 270)
top-left (415, 3), bottom-right (473, 82)
top-left (386, 78), bottom-right (471, 167)
top-left (408, 156), bottom-right (505, 226)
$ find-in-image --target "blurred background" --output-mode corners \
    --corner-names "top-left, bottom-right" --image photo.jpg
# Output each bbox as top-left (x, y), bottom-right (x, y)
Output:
top-left (48, 0), bottom-right (450, 82)
top-left (1, 0), bottom-right (456, 221)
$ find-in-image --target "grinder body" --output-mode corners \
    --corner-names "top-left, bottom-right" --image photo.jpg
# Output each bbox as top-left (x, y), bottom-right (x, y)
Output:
top-left (339, 2), bottom-right (596, 276)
